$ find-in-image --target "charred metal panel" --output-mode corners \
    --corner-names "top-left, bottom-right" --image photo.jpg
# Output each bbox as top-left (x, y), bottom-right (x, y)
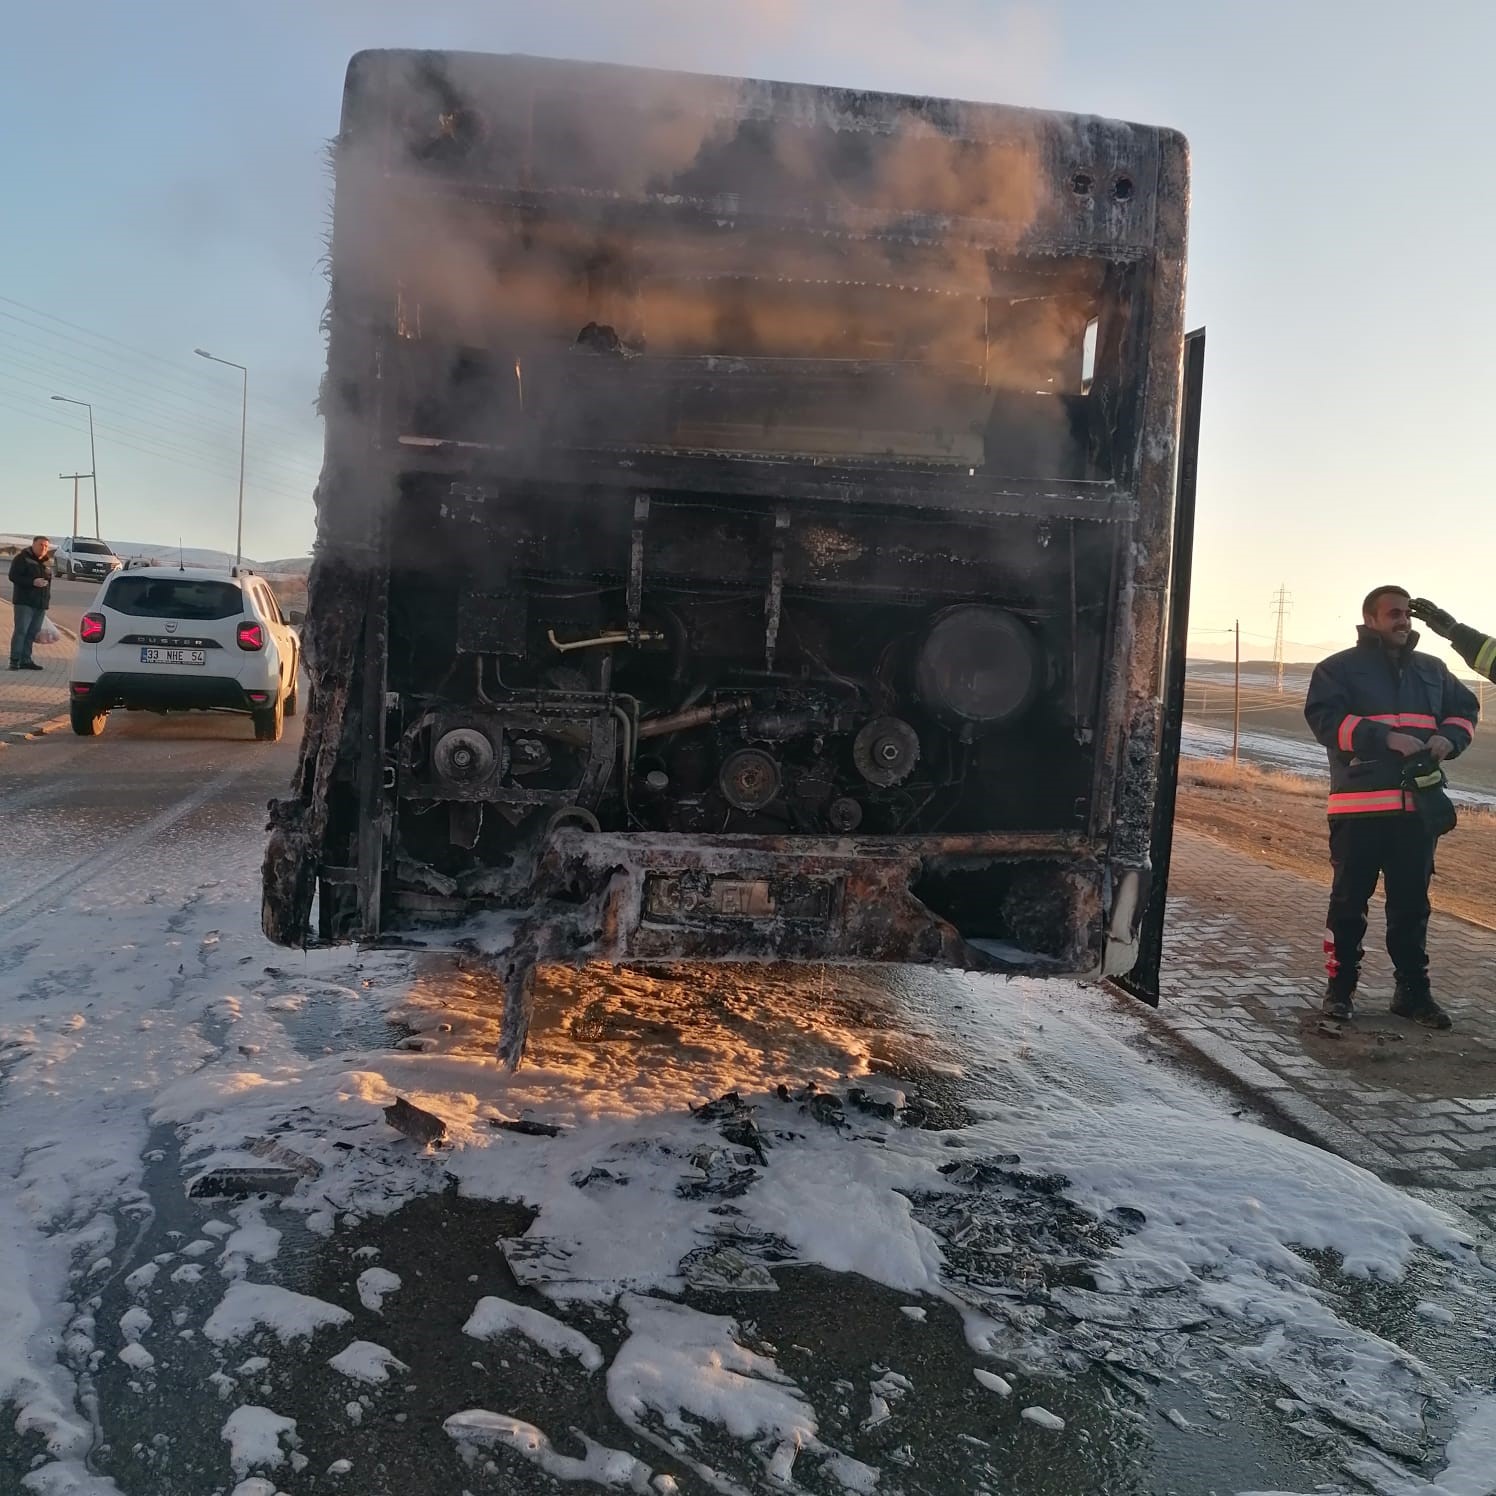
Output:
top-left (1118, 327), bottom-right (1206, 1000)
top-left (264, 49), bottom-right (1193, 1067)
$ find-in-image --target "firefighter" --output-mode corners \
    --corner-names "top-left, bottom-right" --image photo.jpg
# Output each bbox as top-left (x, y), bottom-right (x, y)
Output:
top-left (1409, 598), bottom-right (1496, 682)
top-left (1304, 585), bottom-right (1479, 1028)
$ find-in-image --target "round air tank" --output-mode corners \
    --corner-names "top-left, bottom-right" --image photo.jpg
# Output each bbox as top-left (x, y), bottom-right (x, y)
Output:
top-left (914, 605), bottom-right (1041, 733)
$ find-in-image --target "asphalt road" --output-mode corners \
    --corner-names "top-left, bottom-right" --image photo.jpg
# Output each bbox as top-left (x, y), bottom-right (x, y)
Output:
top-left (0, 715), bottom-right (1486, 1495)
top-left (0, 702), bottom-right (299, 933)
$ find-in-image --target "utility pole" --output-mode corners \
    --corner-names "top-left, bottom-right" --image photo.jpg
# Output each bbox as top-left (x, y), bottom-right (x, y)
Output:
top-left (59, 472), bottom-right (90, 549)
top-left (194, 349), bottom-right (248, 572)
top-left (50, 395), bottom-right (100, 536)
top-left (1269, 585), bottom-right (1293, 695)
top-left (1233, 619), bottom-right (1241, 767)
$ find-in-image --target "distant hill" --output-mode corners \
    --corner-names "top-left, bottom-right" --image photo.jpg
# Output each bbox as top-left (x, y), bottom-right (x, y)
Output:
top-left (2, 531), bottom-right (311, 575)
top-left (102, 541), bottom-right (311, 576)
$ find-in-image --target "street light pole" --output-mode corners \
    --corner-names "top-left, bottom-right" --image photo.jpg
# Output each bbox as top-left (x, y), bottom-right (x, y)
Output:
top-left (194, 349), bottom-right (248, 572)
top-left (50, 395), bottom-right (99, 536)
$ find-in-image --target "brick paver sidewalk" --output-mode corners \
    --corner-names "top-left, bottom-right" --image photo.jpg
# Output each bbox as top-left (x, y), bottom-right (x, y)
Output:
top-left (0, 609), bottom-right (74, 742)
top-left (1156, 826), bottom-right (1496, 1232)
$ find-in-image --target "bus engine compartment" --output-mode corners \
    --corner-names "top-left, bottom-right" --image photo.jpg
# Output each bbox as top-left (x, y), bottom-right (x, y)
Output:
top-left (263, 51), bottom-right (1190, 1063)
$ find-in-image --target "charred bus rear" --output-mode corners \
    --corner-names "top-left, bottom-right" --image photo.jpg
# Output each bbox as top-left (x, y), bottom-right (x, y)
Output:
top-left (264, 51), bottom-right (1192, 1061)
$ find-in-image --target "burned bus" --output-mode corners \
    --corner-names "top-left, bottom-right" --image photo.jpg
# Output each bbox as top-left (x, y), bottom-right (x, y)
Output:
top-left (264, 50), bottom-right (1198, 1063)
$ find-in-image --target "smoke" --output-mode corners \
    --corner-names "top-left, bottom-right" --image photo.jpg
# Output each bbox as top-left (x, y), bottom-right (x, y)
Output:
top-left (321, 43), bottom-right (1103, 482)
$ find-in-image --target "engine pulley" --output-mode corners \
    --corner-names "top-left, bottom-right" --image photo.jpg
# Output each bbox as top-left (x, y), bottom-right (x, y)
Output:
top-left (718, 748), bottom-right (782, 811)
top-left (914, 605), bottom-right (1040, 733)
top-left (852, 716), bottom-right (920, 788)
top-left (433, 726), bottom-right (498, 785)
top-left (827, 796), bottom-right (864, 832)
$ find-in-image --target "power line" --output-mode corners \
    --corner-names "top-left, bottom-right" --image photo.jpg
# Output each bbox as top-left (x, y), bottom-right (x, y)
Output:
top-left (0, 315), bottom-right (317, 451)
top-left (0, 394), bottom-right (312, 503)
top-left (0, 295), bottom-right (318, 429)
top-left (0, 360), bottom-right (318, 493)
top-left (0, 394), bottom-right (311, 506)
top-left (0, 323), bottom-right (316, 453)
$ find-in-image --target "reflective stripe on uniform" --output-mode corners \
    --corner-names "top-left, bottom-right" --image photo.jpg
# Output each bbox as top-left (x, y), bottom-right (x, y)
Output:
top-left (1327, 789), bottom-right (1414, 815)
top-left (1442, 716), bottom-right (1476, 739)
top-left (1337, 713), bottom-right (1440, 753)
top-left (1475, 636), bottom-right (1496, 678)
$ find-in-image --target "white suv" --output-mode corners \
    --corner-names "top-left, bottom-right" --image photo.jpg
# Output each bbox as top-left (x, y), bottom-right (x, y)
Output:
top-left (70, 567), bottom-right (301, 741)
top-left (55, 536), bottom-right (123, 582)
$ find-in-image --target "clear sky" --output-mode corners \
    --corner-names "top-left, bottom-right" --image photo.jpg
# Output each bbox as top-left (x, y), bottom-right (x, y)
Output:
top-left (2, 1), bottom-right (1492, 668)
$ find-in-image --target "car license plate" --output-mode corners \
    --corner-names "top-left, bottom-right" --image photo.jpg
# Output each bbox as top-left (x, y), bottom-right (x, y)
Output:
top-left (140, 647), bottom-right (206, 666)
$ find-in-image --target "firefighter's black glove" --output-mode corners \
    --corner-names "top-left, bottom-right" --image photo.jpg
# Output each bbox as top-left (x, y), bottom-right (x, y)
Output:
top-left (1409, 598), bottom-right (1457, 639)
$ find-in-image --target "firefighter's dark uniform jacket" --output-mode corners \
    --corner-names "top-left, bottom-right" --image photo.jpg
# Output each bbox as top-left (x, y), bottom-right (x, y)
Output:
top-left (1446, 621), bottom-right (1496, 683)
top-left (1304, 627), bottom-right (1479, 817)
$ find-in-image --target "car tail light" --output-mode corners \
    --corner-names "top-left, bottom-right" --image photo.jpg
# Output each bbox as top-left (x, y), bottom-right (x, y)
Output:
top-left (236, 621), bottom-right (264, 651)
top-left (247, 690), bottom-right (269, 704)
top-left (80, 612), bottom-right (106, 642)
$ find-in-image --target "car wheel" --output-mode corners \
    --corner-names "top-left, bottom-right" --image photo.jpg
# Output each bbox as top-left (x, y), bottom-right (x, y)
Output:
top-left (284, 661), bottom-right (299, 718)
top-left (252, 690), bottom-right (285, 743)
top-left (70, 702), bottom-right (106, 736)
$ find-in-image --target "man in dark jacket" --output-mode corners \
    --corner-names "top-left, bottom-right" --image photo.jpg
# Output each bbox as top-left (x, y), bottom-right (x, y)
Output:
top-left (8, 536), bottom-right (53, 671)
top-left (1409, 597), bottom-right (1496, 682)
top-left (1304, 585), bottom-right (1479, 1028)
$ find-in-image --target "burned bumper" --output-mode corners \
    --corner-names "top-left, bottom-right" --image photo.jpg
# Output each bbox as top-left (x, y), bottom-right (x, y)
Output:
top-left (384, 829), bottom-right (1116, 978)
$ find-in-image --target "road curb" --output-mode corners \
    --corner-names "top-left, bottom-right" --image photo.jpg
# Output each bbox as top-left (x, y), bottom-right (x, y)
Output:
top-left (1113, 984), bottom-right (1493, 1246)
top-left (1111, 980), bottom-right (1416, 1174)
top-left (0, 711), bottom-right (72, 747)
top-left (1111, 989), bottom-right (1496, 1267)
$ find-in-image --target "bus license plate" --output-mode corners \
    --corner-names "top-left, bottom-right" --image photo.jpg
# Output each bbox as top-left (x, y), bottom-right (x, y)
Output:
top-left (140, 647), bottom-right (206, 666)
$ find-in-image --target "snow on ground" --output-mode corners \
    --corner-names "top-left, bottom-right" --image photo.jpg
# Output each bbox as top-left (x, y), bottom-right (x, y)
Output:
top-left (327, 1340), bottom-right (408, 1385)
top-left (354, 1266), bottom-right (400, 1312)
top-left (203, 1280), bottom-right (352, 1346)
top-left (3, 809), bottom-right (1496, 1493)
top-left (1021, 1406), bottom-right (1065, 1431)
top-left (220, 1404), bottom-right (297, 1478)
top-left (444, 1410), bottom-right (653, 1489)
top-left (607, 1294), bottom-right (818, 1448)
top-left (1421, 1393), bottom-right (1496, 1496)
top-left (1183, 721), bottom-right (1496, 808)
top-left (463, 1296), bottom-right (605, 1370)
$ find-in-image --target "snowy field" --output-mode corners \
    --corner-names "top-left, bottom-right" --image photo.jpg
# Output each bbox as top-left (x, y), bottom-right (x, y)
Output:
top-left (2, 750), bottom-right (1496, 1494)
top-left (1183, 721), bottom-right (1496, 810)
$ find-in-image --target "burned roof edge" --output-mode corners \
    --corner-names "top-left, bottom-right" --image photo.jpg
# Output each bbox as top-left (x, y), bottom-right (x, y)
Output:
top-left (342, 48), bottom-right (1188, 158)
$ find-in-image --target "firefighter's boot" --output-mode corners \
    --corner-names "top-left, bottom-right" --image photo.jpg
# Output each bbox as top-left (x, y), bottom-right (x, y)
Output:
top-left (1390, 976), bottom-right (1453, 1030)
top-left (1321, 981), bottom-right (1356, 1022)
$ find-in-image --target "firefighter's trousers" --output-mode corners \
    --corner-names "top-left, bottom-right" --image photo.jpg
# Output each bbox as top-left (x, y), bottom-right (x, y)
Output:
top-left (1324, 813), bottom-right (1435, 993)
